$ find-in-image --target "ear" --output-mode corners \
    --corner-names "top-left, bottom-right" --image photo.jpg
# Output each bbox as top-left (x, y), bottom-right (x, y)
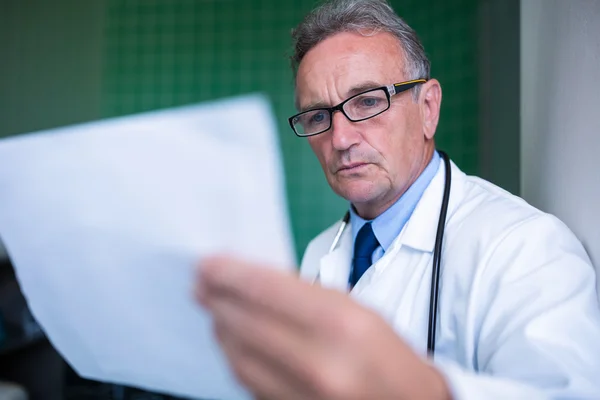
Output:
top-left (419, 79), bottom-right (442, 140)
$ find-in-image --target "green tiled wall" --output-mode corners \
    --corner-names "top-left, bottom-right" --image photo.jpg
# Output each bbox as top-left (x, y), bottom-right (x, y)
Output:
top-left (102, 0), bottom-right (479, 262)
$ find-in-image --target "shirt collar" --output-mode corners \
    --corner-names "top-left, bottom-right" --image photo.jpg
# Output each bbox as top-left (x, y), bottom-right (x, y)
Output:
top-left (349, 151), bottom-right (441, 252)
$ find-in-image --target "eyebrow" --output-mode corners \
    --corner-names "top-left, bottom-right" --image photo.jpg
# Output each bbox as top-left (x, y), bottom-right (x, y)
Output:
top-left (346, 81), bottom-right (384, 97)
top-left (296, 80), bottom-right (385, 112)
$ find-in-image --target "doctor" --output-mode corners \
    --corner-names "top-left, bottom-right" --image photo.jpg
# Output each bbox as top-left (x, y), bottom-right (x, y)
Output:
top-left (197, 0), bottom-right (600, 399)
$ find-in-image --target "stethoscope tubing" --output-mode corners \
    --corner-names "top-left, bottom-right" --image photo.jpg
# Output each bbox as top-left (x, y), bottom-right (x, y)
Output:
top-left (427, 150), bottom-right (451, 356)
top-left (315, 150), bottom-right (452, 357)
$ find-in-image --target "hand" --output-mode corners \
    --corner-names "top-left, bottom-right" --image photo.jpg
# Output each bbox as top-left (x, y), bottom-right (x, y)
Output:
top-left (196, 255), bottom-right (451, 400)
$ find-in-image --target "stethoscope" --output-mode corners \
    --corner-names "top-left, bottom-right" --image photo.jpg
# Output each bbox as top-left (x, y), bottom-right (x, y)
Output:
top-left (321, 150), bottom-right (452, 357)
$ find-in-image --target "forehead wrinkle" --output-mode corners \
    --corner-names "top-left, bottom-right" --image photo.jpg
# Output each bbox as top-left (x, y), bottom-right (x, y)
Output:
top-left (295, 56), bottom-right (350, 111)
top-left (294, 32), bottom-right (406, 111)
top-left (295, 64), bottom-right (367, 112)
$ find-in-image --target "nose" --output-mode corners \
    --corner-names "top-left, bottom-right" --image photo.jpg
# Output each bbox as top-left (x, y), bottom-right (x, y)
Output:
top-left (330, 110), bottom-right (361, 151)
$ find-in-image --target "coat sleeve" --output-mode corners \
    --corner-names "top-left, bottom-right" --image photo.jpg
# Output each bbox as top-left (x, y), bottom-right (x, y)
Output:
top-left (436, 214), bottom-right (600, 399)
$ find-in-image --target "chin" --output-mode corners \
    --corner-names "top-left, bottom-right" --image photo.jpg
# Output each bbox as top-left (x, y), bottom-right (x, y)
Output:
top-left (331, 179), bottom-right (386, 205)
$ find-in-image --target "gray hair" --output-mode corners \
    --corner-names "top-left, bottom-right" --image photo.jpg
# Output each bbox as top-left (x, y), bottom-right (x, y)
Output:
top-left (290, 0), bottom-right (430, 98)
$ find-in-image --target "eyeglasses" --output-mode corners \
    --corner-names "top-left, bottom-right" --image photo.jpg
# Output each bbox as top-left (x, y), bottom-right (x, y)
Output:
top-left (288, 79), bottom-right (427, 137)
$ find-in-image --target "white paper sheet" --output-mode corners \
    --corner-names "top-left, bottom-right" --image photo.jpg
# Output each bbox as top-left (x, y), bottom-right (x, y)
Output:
top-left (0, 94), bottom-right (295, 399)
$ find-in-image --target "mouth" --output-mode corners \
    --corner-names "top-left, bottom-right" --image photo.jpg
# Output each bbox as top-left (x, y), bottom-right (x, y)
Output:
top-left (336, 162), bottom-right (370, 173)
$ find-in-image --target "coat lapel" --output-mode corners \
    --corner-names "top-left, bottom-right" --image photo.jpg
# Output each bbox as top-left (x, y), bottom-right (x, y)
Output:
top-left (395, 158), bottom-right (466, 253)
top-left (314, 159), bottom-right (466, 291)
top-left (317, 225), bottom-right (353, 291)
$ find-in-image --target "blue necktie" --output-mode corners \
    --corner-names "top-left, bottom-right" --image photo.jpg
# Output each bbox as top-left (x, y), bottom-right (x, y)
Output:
top-left (350, 222), bottom-right (380, 287)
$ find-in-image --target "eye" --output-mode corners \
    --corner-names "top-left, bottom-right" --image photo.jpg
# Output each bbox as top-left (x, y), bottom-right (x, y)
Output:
top-left (360, 97), bottom-right (380, 107)
top-left (311, 112), bottom-right (326, 123)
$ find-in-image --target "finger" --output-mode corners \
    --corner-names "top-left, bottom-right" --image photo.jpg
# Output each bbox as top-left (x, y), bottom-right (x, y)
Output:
top-left (198, 256), bottom-right (313, 338)
top-left (199, 255), bottom-right (296, 296)
top-left (207, 292), bottom-right (324, 398)
top-left (199, 255), bottom-right (346, 330)
top-left (218, 327), bottom-right (314, 400)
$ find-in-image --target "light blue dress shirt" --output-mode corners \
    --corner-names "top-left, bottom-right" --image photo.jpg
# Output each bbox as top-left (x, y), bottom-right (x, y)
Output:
top-left (349, 151), bottom-right (440, 264)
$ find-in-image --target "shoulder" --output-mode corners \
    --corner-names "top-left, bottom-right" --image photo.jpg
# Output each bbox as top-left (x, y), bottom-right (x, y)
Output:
top-left (447, 168), bottom-right (591, 276)
top-left (451, 170), bottom-right (545, 239)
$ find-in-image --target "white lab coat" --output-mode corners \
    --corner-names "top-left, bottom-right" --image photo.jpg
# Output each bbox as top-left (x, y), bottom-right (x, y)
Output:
top-left (300, 158), bottom-right (600, 399)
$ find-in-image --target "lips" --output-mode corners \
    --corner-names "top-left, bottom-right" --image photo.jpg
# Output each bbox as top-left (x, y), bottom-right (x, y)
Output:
top-left (336, 162), bottom-right (369, 173)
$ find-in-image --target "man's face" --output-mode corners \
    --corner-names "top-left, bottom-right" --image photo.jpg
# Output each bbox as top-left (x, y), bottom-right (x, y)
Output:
top-left (295, 31), bottom-right (438, 218)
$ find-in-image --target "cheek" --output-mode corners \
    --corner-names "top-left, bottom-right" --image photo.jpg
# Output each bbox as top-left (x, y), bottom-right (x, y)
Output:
top-left (359, 120), bottom-right (395, 165)
top-left (307, 136), bottom-right (330, 166)
top-left (363, 111), bottom-right (418, 175)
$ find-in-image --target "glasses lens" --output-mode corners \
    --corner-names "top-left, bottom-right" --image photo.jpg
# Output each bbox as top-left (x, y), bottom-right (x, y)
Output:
top-left (292, 109), bottom-right (331, 136)
top-left (343, 89), bottom-right (389, 121)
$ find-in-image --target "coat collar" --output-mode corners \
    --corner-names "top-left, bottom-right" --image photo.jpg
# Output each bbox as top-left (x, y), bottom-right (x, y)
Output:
top-left (317, 220), bottom-right (353, 290)
top-left (398, 158), bottom-right (465, 253)
top-left (316, 158), bottom-right (466, 290)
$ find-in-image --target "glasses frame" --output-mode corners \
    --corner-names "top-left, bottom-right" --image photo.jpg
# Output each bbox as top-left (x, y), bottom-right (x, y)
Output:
top-left (288, 79), bottom-right (427, 137)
